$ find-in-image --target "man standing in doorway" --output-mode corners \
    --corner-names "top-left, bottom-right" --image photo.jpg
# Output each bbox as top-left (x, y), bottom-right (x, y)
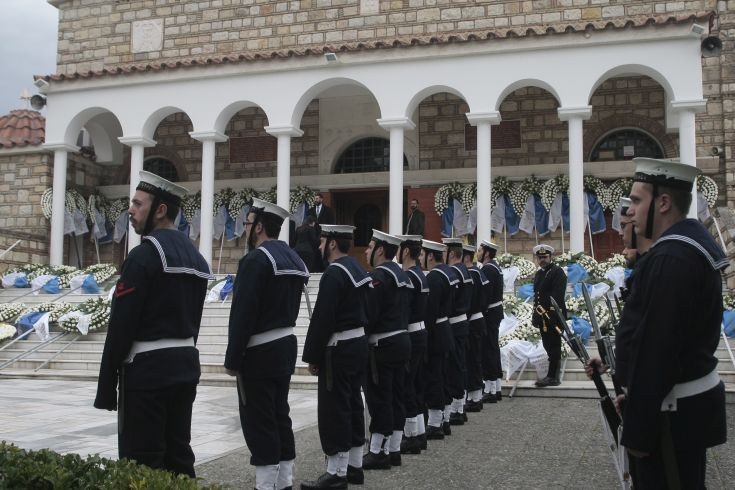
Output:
top-left (225, 198), bottom-right (309, 490)
top-left (95, 171), bottom-right (213, 477)
top-left (309, 192), bottom-right (336, 227)
top-left (405, 199), bottom-right (425, 236)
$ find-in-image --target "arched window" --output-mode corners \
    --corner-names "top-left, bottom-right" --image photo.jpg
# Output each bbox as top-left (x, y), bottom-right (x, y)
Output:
top-left (335, 137), bottom-right (408, 174)
top-left (353, 204), bottom-right (383, 247)
top-left (144, 157), bottom-right (179, 182)
top-left (590, 129), bottom-right (664, 162)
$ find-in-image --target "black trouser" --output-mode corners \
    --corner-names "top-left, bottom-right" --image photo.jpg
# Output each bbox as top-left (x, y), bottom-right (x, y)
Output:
top-left (237, 374), bottom-right (295, 466)
top-left (444, 321), bottom-right (468, 401)
top-left (465, 318), bottom-right (485, 392)
top-left (629, 446), bottom-right (706, 489)
top-left (317, 337), bottom-right (368, 455)
top-left (482, 310), bottom-right (503, 380)
top-left (423, 351), bottom-right (447, 410)
top-left (540, 326), bottom-right (561, 378)
top-left (404, 329), bottom-right (428, 418)
top-left (119, 383), bottom-right (197, 477)
top-left (364, 333), bottom-right (410, 436)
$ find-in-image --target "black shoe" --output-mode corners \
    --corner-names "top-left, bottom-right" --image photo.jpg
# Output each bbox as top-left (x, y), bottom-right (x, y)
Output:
top-left (346, 465), bottom-right (364, 485)
top-left (496, 389), bottom-right (502, 401)
top-left (389, 451), bottom-right (401, 466)
top-left (449, 412), bottom-right (465, 425)
top-left (481, 392), bottom-right (497, 404)
top-left (362, 451), bottom-right (391, 470)
top-left (548, 378), bottom-right (561, 386)
top-left (426, 425), bottom-right (444, 440)
top-left (466, 400), bottom-right (483, 412)
top-left (400, 436), bottom-right (422, 454)
top-left (300, 472), bottom-right (347, 490)
top-left (442, 421), bottom-right (452, 435)
top-left (535, 376), bottom-right (552, 387)
top-left (418, 433), bottom-right (427, 449)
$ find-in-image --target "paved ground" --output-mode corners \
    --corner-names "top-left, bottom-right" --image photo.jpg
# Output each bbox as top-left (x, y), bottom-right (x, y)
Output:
top-left (0, 378), bottom-right (733, 488)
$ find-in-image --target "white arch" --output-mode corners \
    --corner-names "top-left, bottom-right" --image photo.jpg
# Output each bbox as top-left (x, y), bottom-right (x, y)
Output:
top-left (141, 106), bottom-right (191, 140)
top-left (403, 85), bottom-right (469, 120)
top-left (62, 107), bottom-right (119, 146)
top-left (587, 64), bottom-right (675, 103)
top-left (494, 78), bottom-right (562, 110)
top-left (84, 112), bottom-right (123, 164)
top-left (213, 100), bottom-right (270, 135)
top-left (290, 77), bottom-right (380, 127)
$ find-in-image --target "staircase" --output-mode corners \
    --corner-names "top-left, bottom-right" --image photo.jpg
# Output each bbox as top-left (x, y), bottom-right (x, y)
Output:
top-left (1, 275), bottom-right (734, 401)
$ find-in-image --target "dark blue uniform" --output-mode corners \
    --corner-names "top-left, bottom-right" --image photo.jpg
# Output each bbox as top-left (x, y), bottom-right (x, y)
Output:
top-left (404, 265), bottom-right (429, 421)
top-left (466, 266), bottom-right (489, 395)
top-left (447, 263), bottom-right (473, 403)
top-left (481, 260), bottom-right (504, 384)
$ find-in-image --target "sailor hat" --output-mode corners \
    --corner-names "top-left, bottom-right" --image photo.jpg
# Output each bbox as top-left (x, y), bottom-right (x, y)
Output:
top-left (442, 238), bottom-right (464, 248)
top-left (479, 240), bottom-right (500, 251)
top-left (136, 170), bottom-right (188, 206)
top-left (371, 230), bottom-right (403, 246)
top-left (396, 235), bottom-right (423, 245)
top-left (533, 244), bottom-right (554, 256)
top-left (250, 197), bottom-right (290, 221)
top-left (633, 157), bottom-right (700, 191)
top-left (320, 224), bottom-right (356, 239)
top-left (462, 244), bottom-right (476, 254)
top-left (421, 240), bottom-right (446, 253)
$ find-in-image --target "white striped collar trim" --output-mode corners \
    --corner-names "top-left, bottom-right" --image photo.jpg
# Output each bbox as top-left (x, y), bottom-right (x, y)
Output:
top-left (469, 267), bottom-right (490, 285)
top-left (430, 267), bottom-right (459, 285)
top-left (485, 262), bottom-right (503, 274)
top-left (407, 269), bottom-right (430, 293)
top-left (376, 264), bottom-right (411, 288)
top-left (653, 234), bottom-right (729, 271)
top-left (450, 264), bottom-right (473, 284)
top-left (257, 246), bottom-right (310, 278)
top-left (330, 262), bottom-right (372, 288)
top-left (145, 236), bottom-right (215, 280)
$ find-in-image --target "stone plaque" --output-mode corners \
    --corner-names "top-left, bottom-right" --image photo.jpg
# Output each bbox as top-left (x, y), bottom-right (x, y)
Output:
top-left (230, 136), bottom-right (277, 163)
top-left (132, 19), bottom-right (163, 53)
top-left (360, 0), bottom-right (379, 15)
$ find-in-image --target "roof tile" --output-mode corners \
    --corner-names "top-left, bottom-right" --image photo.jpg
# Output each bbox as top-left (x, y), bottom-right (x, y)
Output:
top-left (0, 110), bottom-right (45, 149)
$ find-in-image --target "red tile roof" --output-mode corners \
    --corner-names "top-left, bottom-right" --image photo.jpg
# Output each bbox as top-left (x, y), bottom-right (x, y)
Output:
top-left (35, 12), bottom-right (713, 84)
top-left (0, 110), bottom-right (45, 149)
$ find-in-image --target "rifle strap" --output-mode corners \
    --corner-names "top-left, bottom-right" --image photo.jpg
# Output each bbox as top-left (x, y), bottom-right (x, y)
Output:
top-left (660, 413), bottom-right (681, 490)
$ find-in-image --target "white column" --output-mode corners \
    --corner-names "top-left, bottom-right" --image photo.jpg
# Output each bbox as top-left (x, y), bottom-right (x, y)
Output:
top-left (558, 107), bottom-right (592, 253)
top-left (119, 136), bottom-right (156, 251)
top-left (190, 131), bottom-right (228, 266)
top-left (265, 126), bottom-right (304, 243)
top-left (671, 100), bottom-right (707, 220)
top-left (466, 112), bottom-right (501, 242)
top-left (377, 117), bottom-right (415, 235)
top-left (45, 143), bottom-right (78, 265)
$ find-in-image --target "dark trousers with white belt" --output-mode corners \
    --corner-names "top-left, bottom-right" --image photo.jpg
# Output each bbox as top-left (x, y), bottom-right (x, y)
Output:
top-left (317, 337), bottom-right (368, 455)
top-left (404, 328), bottom-right (428, 419)
top-left (482, 311), bottom-right (503, 380)
top-left (444, 320), bottom-right (468, 401)
top-left (364, 333), bottom-right (411, 436)
top-left (466, 317), bottom-right (485, 392)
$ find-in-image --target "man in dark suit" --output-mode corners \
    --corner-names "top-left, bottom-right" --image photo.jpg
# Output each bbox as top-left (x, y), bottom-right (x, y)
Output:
top-left (309, 193), bottom-right (335, 226)
top-left (405, 199), bottom-right (425, 236)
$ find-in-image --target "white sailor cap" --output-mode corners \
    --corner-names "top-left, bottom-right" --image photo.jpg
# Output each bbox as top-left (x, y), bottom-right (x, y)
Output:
top-left (479, 240), bottom-right (499, 251)
top-left (137, 170), bottom-right (188, 206)
top-left (421, 239), bottom-right (446, 253)
top-left (396, 235), bottom-right (423, 245)
top-left (533, 244), bottom-right (554, 256)
top-left (371, 229), bottom-right (403, 246)
top-left (320, 224), bottom-right (355, 239)
top-left (462, 244), bottom-right (476, 254)
top-left (250, 197), bottom-right (290, 221)
top-left (633, 157), bottom-right (700, 191)
top-left (442, 238), bottom-right (463, 249)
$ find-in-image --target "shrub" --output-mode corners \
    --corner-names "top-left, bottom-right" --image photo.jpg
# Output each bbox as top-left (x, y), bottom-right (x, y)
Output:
top-left (0, 441), bottom-right (222, 489)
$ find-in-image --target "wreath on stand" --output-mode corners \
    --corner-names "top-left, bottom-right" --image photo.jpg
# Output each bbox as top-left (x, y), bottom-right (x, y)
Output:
top-left (290, 186), bottom-right (316, 213)
top-left (434, 182), bottom-right (465, 215)
top-left (510, 176), bottom-right (544, 215)
top-left (697, 175), bottom-right (718, 208)
top-left (259, 186), bottom-right (277, 204)
top-left (228, 188), bottom-right (258, 220)
top-left (182, 192), bottom-right (201, 223)
top-left (213, 188), bottom-right (235, 216)
top-left (604, 178), bottom-right (633, 211)
top-left (540, 175), bottom-right (569, 210)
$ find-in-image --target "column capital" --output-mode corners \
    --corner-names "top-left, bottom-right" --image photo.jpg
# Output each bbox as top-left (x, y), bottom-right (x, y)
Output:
top-left (377, 117), bottom-right (416, 131)
top-left (465, 112), bottom-right (501, 126)
top-left (189, 131), bottom-right (228, 143)
top-left (557, 106), bottom-right (592, 121)
top-left (670, 99), bottom-right (707, 114)
top-left (265, 125), bottom-right (304, 137)
top-left (118, 136), bottom-right (156, 147)
top-left (43, 142), bottom-right (79, 153)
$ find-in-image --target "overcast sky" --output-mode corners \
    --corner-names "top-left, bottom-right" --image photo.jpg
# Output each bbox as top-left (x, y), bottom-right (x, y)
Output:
top-left (0, 0), bottom-right (58, 116)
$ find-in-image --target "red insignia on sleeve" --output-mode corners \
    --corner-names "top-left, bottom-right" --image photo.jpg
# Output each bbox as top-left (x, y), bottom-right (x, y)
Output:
top-left (371, 280), bottom-right (382, 288)
top-left (114, 282), bottom-right (136, 298)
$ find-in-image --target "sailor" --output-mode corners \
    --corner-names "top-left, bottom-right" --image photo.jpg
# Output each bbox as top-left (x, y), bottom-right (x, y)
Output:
top-left (462, 244), bottom-right (489, 412)
top-left (620, 158), bottom-right (727, 488)
top-left (442, 238), bottom-right (473, 425)
top-left (362, 230), bottom-right (412, 470)
top-left (396, 235), bottom-right (430, 455)
top-left (224, 198), bottom-right (309, 490)
top-left (478, 240), bottom-right (504, 402)
top-left (420, 240), bottom-right (456, 440)
top-left (531, 244), bottom-right (567, 388)
top-left (94, 170), bottom-right (213, 477)
top-left (301, 225), bottom-right (371, 490)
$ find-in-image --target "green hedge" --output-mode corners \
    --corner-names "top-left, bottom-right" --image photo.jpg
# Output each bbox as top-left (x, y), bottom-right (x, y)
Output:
top-left (0, 441), bottom-right (222, 489)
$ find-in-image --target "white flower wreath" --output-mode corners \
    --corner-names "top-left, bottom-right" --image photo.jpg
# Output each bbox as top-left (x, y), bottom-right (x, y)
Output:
top-left (510, 176), bottom-right (544, 215)
top-left (58, 297), bottom-right (111, 333)
top-left (434, 182), bottom-right (465, 215)
top-left (0, 323), bottom-right (15, 342)
top-left (490, 177), bottom-right (513, 203)
top-left (290, 185), bottom-right (316, 213)
top-left (182, 192), bottom-right (201, 223)
top-left (105, 198), bottom-right (129, 223)
top-left (259, 186), bottom-right (277, 204)
top-left (540, 175), bottom-right (569, 211)
top-left (460, 183), bottom-right (476, 213)
top-left (213, 188), bottom-right (235, 216)
top-left (0, 303), bottom-right (26, 323)
top-left (605, 178), bottom-right (633, 211)
top-left (697, 175), bottom-right (718, 208)
top-left (497, 252), bottom-right (537, 282)
top-left (228, 188), bottom-right (258, 220)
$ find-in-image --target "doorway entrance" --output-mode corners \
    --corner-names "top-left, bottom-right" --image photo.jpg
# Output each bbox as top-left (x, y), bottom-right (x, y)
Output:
top-left (333, 189), bottom-right (389, 269)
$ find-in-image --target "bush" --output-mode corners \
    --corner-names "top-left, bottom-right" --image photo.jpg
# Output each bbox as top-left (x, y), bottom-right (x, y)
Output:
top-left (0, 441), bottom-right (222, 489)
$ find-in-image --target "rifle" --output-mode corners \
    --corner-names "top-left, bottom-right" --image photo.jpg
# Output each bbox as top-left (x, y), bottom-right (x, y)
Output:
top-left (549, 296), bottom-right (621, 444)
top-left (582, 286), bottom-right (624, 397)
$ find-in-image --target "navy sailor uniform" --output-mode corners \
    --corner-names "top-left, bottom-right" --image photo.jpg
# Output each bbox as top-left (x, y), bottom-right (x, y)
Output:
top-left (446, 262), bottom-right (473, 401)
top-left (424, 264), bottom-right (457, 410)
top-left (466, 265), bottom-right (489, 393)
top-left (403, 265), bottom-right (429, 421)
top-left (481, 260), bottom-right (504, 382)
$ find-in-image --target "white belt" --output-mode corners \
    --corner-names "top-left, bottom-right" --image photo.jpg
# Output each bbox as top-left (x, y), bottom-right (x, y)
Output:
top-left (487, 301), bottom-right (502, 309)
top-left (436, 317), bottom-right (448, 324)
top-left (449, 314), bottom-right (467, 324)
top-left (328, 327), bottom-right (365, 346)
top-left (247, 327), bottom-right (294, 348)
top-left (469, 313), bottom-right (484, 321)
top-left (368, 329), bottom-right (405, 345)
top-left (661, 368), bottom-right (720, 412)
top-left (125, 337), bottom-right (194, 364)
top-left (407, 321), bottom-right (425, 333)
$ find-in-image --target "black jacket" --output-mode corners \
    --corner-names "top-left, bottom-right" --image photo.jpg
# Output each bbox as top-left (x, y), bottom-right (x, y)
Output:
top-left (531, 263), bottom-right (567, 329)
